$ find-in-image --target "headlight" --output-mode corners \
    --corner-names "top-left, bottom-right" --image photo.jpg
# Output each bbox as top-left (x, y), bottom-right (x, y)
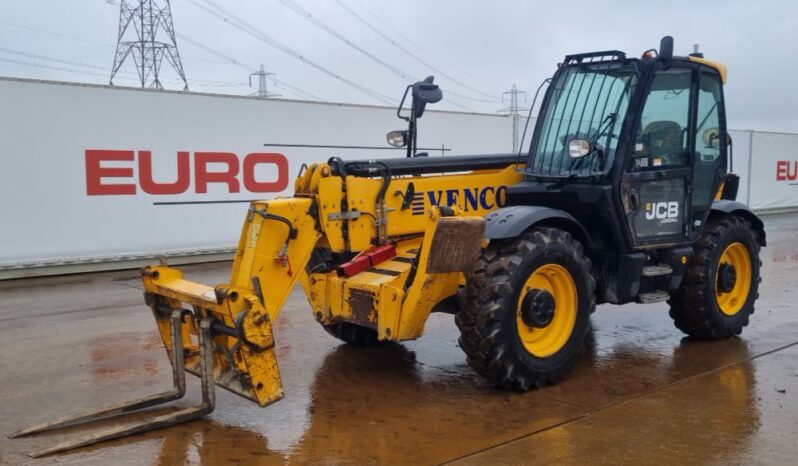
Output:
top-left (386, 130), bottom-right (408, 148)
top-left (567, 139), bottom-right (591, 158)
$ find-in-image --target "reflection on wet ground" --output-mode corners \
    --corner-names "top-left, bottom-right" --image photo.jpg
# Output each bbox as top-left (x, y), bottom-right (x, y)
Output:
top-left (1, 213), bottom-right (797, 465)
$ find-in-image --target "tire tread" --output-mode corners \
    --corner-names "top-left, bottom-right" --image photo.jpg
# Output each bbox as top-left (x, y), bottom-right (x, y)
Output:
top-left (668, 215), bottom-right (762, 339)
top-left (456, 227), bottom-right (595, 390)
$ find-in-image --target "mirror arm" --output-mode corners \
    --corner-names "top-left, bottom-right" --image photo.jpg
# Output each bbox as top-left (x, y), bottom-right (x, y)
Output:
top-left (407, 93), bottom-right (425, 158)
top-left (397, 85), bottom-right (411, 122)
top-left (413, 115), bottom-right (419, 157)
top-left (407, 114), bottom-right (416, 158)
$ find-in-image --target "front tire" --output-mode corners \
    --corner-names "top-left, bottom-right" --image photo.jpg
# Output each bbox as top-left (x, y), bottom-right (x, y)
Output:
top-left (456, 227), bottom-right (595, 390)
top-left (668, 215), bottom-right (761, 339)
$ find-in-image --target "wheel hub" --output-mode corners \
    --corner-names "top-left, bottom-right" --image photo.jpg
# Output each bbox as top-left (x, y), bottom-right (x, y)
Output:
top-left (521, 289), bottom-right (556, 328)
top-left (717, 263), bottom-right (737, 293)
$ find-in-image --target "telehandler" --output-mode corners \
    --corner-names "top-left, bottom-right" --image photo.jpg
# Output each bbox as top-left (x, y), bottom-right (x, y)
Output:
top-left (11, 37), bottom-right (764, 456)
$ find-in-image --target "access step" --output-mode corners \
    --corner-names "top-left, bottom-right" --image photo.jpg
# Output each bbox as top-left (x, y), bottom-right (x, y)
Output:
top-left (638, 290), bottom-right (670, 304)
top-left (641, 264), bottom-right (673, 277)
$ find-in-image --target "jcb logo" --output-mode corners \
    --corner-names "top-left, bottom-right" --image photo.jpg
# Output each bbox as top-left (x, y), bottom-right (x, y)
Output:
top-left (645, 201), bottom-right (679, 222)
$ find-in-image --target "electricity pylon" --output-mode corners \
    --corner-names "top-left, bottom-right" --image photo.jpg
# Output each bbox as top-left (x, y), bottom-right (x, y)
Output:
top-left (110, 0), bottom-right (189, 90)
top-left (249, 65), bottom-right (279, 98)
top-left (498, 84), bottom-right (529, 152)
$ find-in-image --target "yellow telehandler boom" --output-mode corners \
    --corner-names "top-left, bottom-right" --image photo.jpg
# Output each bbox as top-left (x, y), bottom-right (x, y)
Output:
top-left (142, 156), bottom-right (522, 407)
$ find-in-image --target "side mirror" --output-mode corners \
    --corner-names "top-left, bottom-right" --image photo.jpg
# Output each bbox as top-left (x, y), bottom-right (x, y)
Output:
top-left (386, 130), bottom-right (408, 148)
top-left (567, 139), bottom-right (591, 159)
top-left (412, 76), bottom-right (443, 118)
top-left (659, 36), bottom-right (674, 69)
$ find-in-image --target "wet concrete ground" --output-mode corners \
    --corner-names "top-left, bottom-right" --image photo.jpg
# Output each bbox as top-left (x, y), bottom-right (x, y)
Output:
top-left (1, 213), bottom-right (797, 465)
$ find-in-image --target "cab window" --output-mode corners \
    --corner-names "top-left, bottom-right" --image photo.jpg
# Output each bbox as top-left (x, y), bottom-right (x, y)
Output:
top-left (690, 70), bottom-right (727, 228)
top-left (694, 71), bottom-right (724, 164)
top-left (631, 68), bottom-right (693, 170)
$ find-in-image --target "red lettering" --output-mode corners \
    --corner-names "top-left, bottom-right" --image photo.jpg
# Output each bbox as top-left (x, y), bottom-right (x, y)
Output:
top-left (85, 150), bottom-right (136, 195)
top-left (86, 149), bottom-right (291, 196)
top-left (777, 160), bottom-right (788, 181)
top-left (138, 151), bottom-right (191, 195)
top-left (243, 153), bottom-right (289, 192)
top-left (194, 152), bottom-right (240, 194)
top-left (777, 160), bottom-right (798, 181)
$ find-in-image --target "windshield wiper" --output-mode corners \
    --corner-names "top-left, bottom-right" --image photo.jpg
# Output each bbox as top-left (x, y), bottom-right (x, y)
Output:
top-left (591, 112), bottom-right (618, 146)
top-left (588, 112), bottom-right (618, 171)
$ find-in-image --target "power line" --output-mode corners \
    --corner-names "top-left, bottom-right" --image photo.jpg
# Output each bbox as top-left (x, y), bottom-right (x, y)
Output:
top-left (105, 2), bottom-right (324, 99)
top-left (0, 17), bottom-right (227, 66)
top-left (0, 18), bottom-right (112, 48)
top-left (188, 0), bottom-right (395, 105)
top-left (176, 32), bottom-right (323, 101)
top-left (139, 1), bottom-right (476, 108)
top-left (274, 0), bottom-right (476, 111)
top-left (333, 0), bottom-right (498, 102)
top-left (176, 33), bottom-right (256, 72)
top-left (0, 47), bottom-right (247, 88)
top-left (0, 47), bottom-right (143, 80)
top-left (107, 2), bottom-right (318, 98)
top-left (0, 56), bottom-right (109, 78)
top-left (269, 78), bottom-right (322, 101)
top-left (347, 0), bottom-right (499, 87)
top-left (277, 0), bottom-right (414, 81)
top-left (0, 47), bottom-right (107, 71)
top-left (2, 3), bottom-right (478, 108)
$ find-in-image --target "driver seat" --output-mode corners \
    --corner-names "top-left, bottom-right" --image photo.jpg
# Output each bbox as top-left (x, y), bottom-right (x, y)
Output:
top-left (641, 121), bottom-right (685, 166)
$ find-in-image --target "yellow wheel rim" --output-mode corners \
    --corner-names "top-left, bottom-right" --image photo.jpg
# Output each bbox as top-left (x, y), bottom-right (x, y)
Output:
top-left (516, 264), bottom-right (578, 357)
top-left (716, 242), bottom-right (752, 316)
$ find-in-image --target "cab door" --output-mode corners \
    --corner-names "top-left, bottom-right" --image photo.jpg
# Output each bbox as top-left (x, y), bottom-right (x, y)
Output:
top-left (621, 66), bottom-right (695, 247)
top-left (687, 68), bottom-right (728, 239)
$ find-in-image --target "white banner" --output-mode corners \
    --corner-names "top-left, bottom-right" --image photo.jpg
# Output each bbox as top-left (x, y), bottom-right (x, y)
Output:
top-left (748, 132), bottom-right (798, 211)
top-left (0, 78), bottom-right (514, 270)
top-left (2, 78), bottom-right (795, 276)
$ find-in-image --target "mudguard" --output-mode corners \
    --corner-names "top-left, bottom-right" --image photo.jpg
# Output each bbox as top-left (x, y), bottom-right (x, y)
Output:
top-left (710, 200), bottom-right (766, 246)
top-left (484, 205), bottom-right (590, 245)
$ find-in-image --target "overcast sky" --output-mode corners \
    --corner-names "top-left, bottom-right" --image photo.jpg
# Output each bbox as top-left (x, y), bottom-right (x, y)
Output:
top-left (1, 0), bottom-right (796, 132)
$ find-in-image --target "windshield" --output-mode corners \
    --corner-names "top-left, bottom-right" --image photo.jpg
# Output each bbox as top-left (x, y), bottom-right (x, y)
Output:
top-left (527, 62), bottom-right (638, 177)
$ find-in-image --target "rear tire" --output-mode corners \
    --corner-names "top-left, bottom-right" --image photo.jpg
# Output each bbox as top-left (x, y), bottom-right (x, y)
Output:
top-left (668, 215), bottom-right (761, 339)
top-left (322, 322), bottom-right (382, 347)
top-left (456, 227), bottom-right (595, 390)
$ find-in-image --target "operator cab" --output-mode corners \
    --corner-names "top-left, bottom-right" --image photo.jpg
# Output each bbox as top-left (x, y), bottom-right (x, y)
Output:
top-left (513, 36), bottom-right (733, 253)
